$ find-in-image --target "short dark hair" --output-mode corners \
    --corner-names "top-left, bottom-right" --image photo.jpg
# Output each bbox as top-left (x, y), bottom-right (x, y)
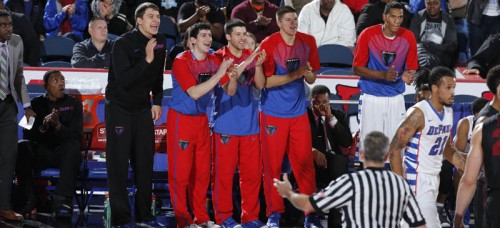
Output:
top-left (486, 65), bottom-right (500, 95)
top-left (43, 70), bottom-right (62, 86)
top-left (429, 66), bottom-right (455, 87)
top-left (135, 2), bottom-right (159, 21)
top-left (0, 9), bottom-right (11, 18)
top-left (276, 6), bottom-right (296, 21)
top-left (224, 19), bottom-right (246, 35)
top-left (472, 97), bottom-right (489, 114)
top-left (88, 17), bottom-right (106, 28)
top-left (363, 131), bottom-right (390, 163)
top-left (311, 85), bottom-right (331, 97)
top-left (384, 2), bottom-right (404, 14)
top-left (189, 22), bottom-right (211, 38)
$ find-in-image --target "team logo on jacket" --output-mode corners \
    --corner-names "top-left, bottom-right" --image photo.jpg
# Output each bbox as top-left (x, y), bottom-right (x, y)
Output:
top-left (381, 51), bottom-right (396, 66)
top-left (115, 126), bottom-right (124, 135)
top-left (198, 73), bottom-right (211, 84)
top-left (266, 125), bottom-right (277, 136)
top-left (220, 135), bottom-right (231, 144)
top-left (286, 58), bottom-right (300, 72)
top-left (179, 140), bottom-right (189, 150)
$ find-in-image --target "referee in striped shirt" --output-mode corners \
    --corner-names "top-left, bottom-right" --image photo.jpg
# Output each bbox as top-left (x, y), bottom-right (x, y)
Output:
top-left (274, 131), bottom-right (426, 227)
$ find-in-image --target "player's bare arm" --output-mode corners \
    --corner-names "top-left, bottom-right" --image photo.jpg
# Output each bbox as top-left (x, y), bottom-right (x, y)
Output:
top-left (454, 123), bottom-right (484, 228)
top-left (389, 107), bottom-right (424, 176)
top-left (443, 137), bottom-right (466, 171)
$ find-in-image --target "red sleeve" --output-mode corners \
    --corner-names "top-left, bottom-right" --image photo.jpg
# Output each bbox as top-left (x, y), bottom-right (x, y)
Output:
top-left (172, 55), bottom-right (198, 92)
top-left (403, 29), bottom-right (418, 70)
top-left (352, 28), bottom-right (371, 67)
top-left (259, 36), bottom-right (276, 77)
top-left (305, 34), bottom-right (320, 71)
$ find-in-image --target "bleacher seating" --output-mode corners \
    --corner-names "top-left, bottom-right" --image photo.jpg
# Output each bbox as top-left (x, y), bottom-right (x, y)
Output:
top-left (40, 36), bottom-right (76, 63)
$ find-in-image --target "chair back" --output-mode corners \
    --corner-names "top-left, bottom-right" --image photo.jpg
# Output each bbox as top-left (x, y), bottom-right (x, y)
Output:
top-left (318, 44), bottom-right (354, 67)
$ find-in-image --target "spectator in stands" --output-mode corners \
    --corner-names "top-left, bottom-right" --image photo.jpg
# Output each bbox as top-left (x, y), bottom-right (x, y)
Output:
top-left (408, 0), bottom-right (447, 14)
top-left (298, 0), bottom-right (356, 47)
top-left (177, 0), bottom-right (225, 45)
top-left (353, 2), bottom-right (417, 152)
top-left (356, 0), bottom-right (412, 36)
top-left (463, 33), bottom-right (500, 79)
top-left (448, 0), bottom-right (470, 63)
top-left (307, 85), bottom-right (352, 227)
top-left (225, 0), bottom-right (279, 23)
top-left (15, 70), bottom-right (83, 218)
top-left (283, 0), bottom-right (312, 14)
top-left (246, 31), bottom-right (257, 50)
top-left (5, 0), bottom-right (46, 41)
top-left (105, 3), bottom-right (165, 227)
top-left (454, 112), bottom-right (500, 228)
top-left (409, 0), bottom-right (457, 69)
top-left (0, 9), bottom-right (35, 222)
top-left (71, 17), bottom-right (113, 68)
top-left (341, 0), bottom-right (368, 20)
top-left (90, 0), bottom-right (131, 36)
top-left (467, 0), bottom-right (500, 55)
top-left (231, 0), bottom-right (279, 43)
top-left (0, 2), bottom-right (41, 66)
top-left (43, 0), bottom-right (88, 42)
top-left (273, 131), bottom-right (427, 228)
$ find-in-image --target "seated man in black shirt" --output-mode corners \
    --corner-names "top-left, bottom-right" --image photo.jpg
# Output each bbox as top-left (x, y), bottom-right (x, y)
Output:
top-left (15, 70), bottom-right (83, 218)
top-left (71, 17), bottom-right (114, 68)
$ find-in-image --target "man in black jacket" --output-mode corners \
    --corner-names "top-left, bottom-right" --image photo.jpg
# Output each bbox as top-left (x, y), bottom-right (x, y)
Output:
top-left (16, 70), bottom-right (83, 218)
top-left (409, 0), bottom-right (457, 69)
top-left (71, 17), bottom-right (113, 68)
top-left (105, 2), bottom-right (165, 227)
top-left (463, 32), bottom-right (500, 79)
top-left (307, 85), bottom-right (352, 228)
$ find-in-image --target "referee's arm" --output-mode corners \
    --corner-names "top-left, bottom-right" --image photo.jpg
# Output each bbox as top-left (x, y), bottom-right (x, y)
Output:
top-left (273, 174), bottom-right (315, 213)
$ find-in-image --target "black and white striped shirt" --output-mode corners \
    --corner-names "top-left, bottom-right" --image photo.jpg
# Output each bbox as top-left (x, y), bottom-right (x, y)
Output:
top-left (309, 167), bottom-right (426, 227)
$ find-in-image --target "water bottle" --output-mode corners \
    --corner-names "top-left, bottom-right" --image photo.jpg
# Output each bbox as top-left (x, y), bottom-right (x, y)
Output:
top-left (151, 194), bottom-right (157, 216)
top-left (104, 194), bottom-right (111, 228)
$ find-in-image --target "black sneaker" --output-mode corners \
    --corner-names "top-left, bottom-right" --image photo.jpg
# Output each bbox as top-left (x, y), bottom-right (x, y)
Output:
top-left (54, 204), bottom-right (73, 218)
top-left (439, 208), bottom-right (451, 228)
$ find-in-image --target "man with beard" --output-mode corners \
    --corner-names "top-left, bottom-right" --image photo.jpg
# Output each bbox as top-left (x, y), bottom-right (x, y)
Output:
top-left (389, 66), bottom-right (466, 228)
top-left (409, 0), bottom-right (457, 69)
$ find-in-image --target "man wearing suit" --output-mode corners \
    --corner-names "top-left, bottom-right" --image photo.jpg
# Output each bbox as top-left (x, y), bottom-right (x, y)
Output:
top-left (0, 9), bottom-right (35, 221)
top-left (307, 85), bottom-right (352, 228)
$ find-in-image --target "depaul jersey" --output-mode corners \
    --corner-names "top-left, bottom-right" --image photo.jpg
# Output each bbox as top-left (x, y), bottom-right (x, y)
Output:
top-left (212, 46), bottom-right (259, 135)
top-left (453, 115), bottom-right (474, 153)
top-left (353, 24), bottom-right (418, 96)
top-left (169, 51), bottom-right (227, 115)
top-left (259, 32), bottom-right (320, 118)
top-left (404, 100), bottom-right (453, 177)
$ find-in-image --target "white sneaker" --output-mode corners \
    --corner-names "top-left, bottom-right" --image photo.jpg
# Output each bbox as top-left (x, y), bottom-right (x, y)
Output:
top-left (190, 221), bottom-right (221, 228)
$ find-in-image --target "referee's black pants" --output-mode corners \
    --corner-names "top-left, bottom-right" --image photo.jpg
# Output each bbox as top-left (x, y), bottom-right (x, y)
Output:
top-left (105, 103), bottom-right (155, 226)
